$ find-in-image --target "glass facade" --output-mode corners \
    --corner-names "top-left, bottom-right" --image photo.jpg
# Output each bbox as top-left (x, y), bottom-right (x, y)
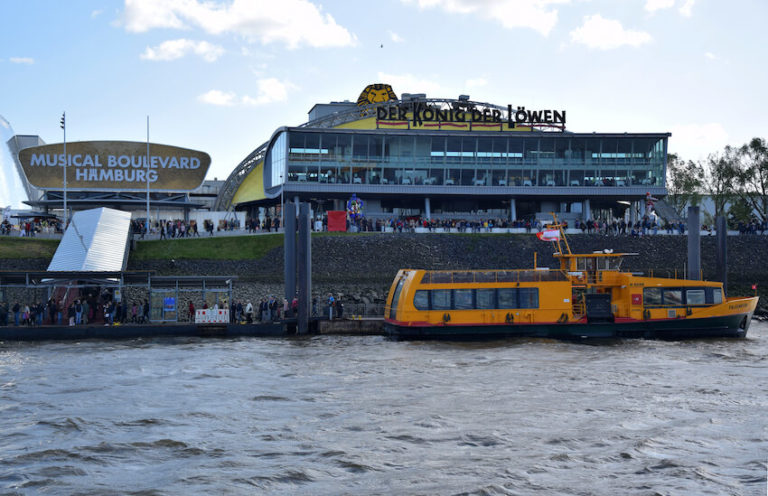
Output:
top-left (274, 130), bottom-right (667, 188)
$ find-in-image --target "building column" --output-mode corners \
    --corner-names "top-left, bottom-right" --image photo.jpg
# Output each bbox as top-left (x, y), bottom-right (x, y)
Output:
top-left (583, 199), bottom-right (591, 221)
top-left (509, 198), bottom-right (517, 221)
top-left (630, 201), bottom-right (638, 224)
top-left (425, 197), bottom-right (431, 220)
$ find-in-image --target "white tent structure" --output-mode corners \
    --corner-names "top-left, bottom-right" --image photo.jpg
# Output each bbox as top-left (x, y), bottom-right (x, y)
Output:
top-left (47, 207), bottom-right (133, 272)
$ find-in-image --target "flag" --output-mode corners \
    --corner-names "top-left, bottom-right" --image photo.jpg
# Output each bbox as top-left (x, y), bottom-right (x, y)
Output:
top-left (536, 229), bottom-right (560, 242)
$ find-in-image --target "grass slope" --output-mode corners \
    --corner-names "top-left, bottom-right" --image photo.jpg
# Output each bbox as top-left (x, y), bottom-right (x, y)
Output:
top-left (131, 234), bottom-right (284, 261)
top-left (0, 237), bottom-right (59, 259)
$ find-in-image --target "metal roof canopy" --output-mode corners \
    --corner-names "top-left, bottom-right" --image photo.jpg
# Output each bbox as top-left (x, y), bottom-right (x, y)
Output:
top-left (0, 271), bottom-right (237, 289)
top-left (48, 207), bottom-right (132, 272)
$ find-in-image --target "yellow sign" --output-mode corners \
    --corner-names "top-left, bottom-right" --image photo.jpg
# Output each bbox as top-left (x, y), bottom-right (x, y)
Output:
top-left (18, 141), bottom-right (211, 191)
top-left (357, 84), bottom-right (397, 106)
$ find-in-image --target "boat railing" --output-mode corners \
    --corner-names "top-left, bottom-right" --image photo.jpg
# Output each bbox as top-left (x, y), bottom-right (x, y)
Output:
top-left (420, 269), bottom-right (568, 284)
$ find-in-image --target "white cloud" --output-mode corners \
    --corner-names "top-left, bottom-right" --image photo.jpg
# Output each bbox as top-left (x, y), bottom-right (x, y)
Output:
top-left (388, 30), bottom-right (404, 43)
top-left (669, 123), bottom-right (729, 159)
top-left (705, 52), bottom-right (717, 60)
top-left (242, 78), bottom-right (296, 105)
top-left (570, 15), bottom-right (652, 50)
top-left (141, 39), bottom-right (224, 62)
top-left (9, 57), bottom-right (34, 64)
top-left (678, 0), bottom-right (695, 17)
top-left (91, 9), bottom-right (103, 18)
top-left (198, 89), bottom-right (237, 106)
top-left (465, 78), bottom-right (487, 89)
top-left (122, 0), bottom-right (356, 49)
top-left (644, 0), bottom-right (674, 13)
top-left (198, 79), bottom-right (295, 107)
top-left (377, 72), bottom-right (447, 97)
top-left (402, 0), bottom-right (567, 36)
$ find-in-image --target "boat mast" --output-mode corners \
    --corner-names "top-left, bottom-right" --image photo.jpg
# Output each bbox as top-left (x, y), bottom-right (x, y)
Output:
top-left (550, 212), bottom-right (572, 256)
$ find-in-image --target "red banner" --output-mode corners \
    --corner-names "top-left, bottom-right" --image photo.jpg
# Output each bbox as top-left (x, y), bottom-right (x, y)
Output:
top-left (327, 211), bottom-right (347, 232)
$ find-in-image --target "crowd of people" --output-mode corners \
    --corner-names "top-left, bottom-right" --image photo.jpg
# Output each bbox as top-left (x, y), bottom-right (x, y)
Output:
top-left (1, 218), bottom-right (62, 236)
top-left (186, 294), bottom-right (344, 324)
top-left (0, 294), bottom-right (151, 327)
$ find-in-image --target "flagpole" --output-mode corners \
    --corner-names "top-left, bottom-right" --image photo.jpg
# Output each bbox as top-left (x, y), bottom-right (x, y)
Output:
top-left (60, 112), bottom-right (67, 228)
top-left (146, 115), bottom-right (150, 237)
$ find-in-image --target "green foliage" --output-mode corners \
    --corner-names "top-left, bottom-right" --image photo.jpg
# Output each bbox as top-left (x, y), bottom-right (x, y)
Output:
top-left (131, 234), bottom-right (284, 260)
top-left (665, 153), bottom-right (703, 217)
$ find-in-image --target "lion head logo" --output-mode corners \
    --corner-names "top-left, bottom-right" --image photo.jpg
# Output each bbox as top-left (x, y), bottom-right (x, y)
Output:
top-left (357, 84), bottom-right (397, 106)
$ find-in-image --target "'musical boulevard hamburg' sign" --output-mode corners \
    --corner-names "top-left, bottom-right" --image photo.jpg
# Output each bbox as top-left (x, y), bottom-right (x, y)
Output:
top-left (17, 141), bottom-right (211, 192)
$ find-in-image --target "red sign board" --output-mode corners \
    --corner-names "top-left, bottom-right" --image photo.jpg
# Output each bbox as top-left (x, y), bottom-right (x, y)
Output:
top-left (631, 294), bottom-right (642, 305)
top-left (327, 211), bottom-right (347, 232)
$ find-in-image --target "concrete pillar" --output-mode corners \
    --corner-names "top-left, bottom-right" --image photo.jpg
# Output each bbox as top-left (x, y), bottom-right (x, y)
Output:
top-left (425, 197), bottom-right (431, 220)
top-left (284, 202), bottom-right (297, 303)
top-left (716, 215), bottom-right (727, 295)
top-left (294, 196), bottom-right (299, 212)
top-left (687, 206), bottom-right (701, 280)
top-left (630, 202), bottom-right (637, 224)
top-left (510, 198), bottom-right (516, 221)
top-left (583, 199), bottom-right (591, 221)
top-left (297, 203), bottom-right (312, 334)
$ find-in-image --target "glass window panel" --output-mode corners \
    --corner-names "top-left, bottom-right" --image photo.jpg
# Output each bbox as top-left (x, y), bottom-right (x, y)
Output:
top-left (686, 289), bottom-right (705, 305)
top-left (453, 289), bottom-right (473, 310)
top-left (414, 290), bottom-right (429, 310)
top-left (498, 288), bottom-right (517, 308)
top-left (432, 289), bottom-right (451, 310)
top-left (353, 135), bottom-right (369, 161)
top-left (518, 288), bottom-right (539, 309)
top-left (644, 288), bottom-right (662, 305)
top-left (712, 288), bottom-right (723, 304)
top-left (476, 289), bottom-right (495, 309)
top-left (663, 289), bottom-right (683, 306)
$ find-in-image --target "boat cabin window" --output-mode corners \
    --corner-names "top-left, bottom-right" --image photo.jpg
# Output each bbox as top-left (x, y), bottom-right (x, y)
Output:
top-left (414, 290), bottom-right (429, 310)
top-left (476, 289), bottom-right (495, 309)
top-left (412, 288), bottom-right (539, 311)
top-left (454, 289), bottom-right (473, 310)
top-left (431, 289), bottom-right (451, 310)
top-left (576, 257), bottom-right (622, 271)
top-left (663, 289), bottom-right (683, 306)
top-left (713, 288), bottom-right (722, 304)
top-left (389, 277), bottom-right (407, 319)
top-left (686, 289), bottom-right (705, 305)
top-left (643, 286), bottom-right (723, 307)
top-left (644, 287), bottom-right (662, 306)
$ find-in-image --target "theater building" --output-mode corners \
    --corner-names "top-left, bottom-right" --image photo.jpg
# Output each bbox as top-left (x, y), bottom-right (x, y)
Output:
top-left (6, 136), bottom-right (224, 222)
top-left (217, 84), bottom-right (669, 224)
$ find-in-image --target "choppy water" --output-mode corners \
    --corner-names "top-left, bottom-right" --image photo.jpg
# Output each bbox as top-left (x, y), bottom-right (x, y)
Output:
top-left (1, 323), bottom-right (767, 495)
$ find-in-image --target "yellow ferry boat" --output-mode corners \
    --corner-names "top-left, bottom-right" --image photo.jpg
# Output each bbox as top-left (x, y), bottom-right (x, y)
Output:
top-left (384, 218), bottom-right (759, 340)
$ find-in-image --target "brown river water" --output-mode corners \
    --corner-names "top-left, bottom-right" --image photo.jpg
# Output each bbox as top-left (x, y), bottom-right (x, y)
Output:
top-left (1, 322), bottom-right (766, 495)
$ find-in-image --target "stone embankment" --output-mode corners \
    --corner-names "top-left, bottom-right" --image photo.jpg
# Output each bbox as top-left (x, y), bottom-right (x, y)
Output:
top-left (130, 233), bottom-right (768, 310)
top-left (4, 233), bottom-right (767, 312)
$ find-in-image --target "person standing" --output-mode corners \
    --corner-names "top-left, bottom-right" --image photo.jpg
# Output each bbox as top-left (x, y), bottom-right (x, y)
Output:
top-left (143, 299), bottom-right (150, 323)
top-left (245, 301), bottom-right (253, 324)
top-left (188, 300), bottom-right (195, 322)
top-left (328, 293), bottom-right (335, 320)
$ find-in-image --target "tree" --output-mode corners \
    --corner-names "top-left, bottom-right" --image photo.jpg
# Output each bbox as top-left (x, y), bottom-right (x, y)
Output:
top-left (702, 147), bottom-right (738, 220)
top-left (665, 153), bottom-right (703, 217)
top-left (733, 137), bottom-right (768, 222)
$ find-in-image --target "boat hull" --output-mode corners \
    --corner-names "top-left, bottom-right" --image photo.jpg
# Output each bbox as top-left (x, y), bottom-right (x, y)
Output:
top-left (385, 312), bottom-right (754, 341)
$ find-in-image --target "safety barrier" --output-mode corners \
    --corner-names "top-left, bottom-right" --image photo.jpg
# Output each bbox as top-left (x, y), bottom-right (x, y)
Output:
top-left (195, 308), bottom-right (230, 324)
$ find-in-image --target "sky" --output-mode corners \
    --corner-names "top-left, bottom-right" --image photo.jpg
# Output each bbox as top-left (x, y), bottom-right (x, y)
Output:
top-left (2, 0), bottom-right (767, 207)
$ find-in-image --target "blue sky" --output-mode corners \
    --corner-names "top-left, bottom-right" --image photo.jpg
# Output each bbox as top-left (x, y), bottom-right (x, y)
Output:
top-left (2, 0), bottom-right (766, 191)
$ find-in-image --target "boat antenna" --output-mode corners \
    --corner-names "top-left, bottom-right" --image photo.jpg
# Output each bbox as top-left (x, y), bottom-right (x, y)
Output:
top-left (550, 212), bottom-right (572, 256)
